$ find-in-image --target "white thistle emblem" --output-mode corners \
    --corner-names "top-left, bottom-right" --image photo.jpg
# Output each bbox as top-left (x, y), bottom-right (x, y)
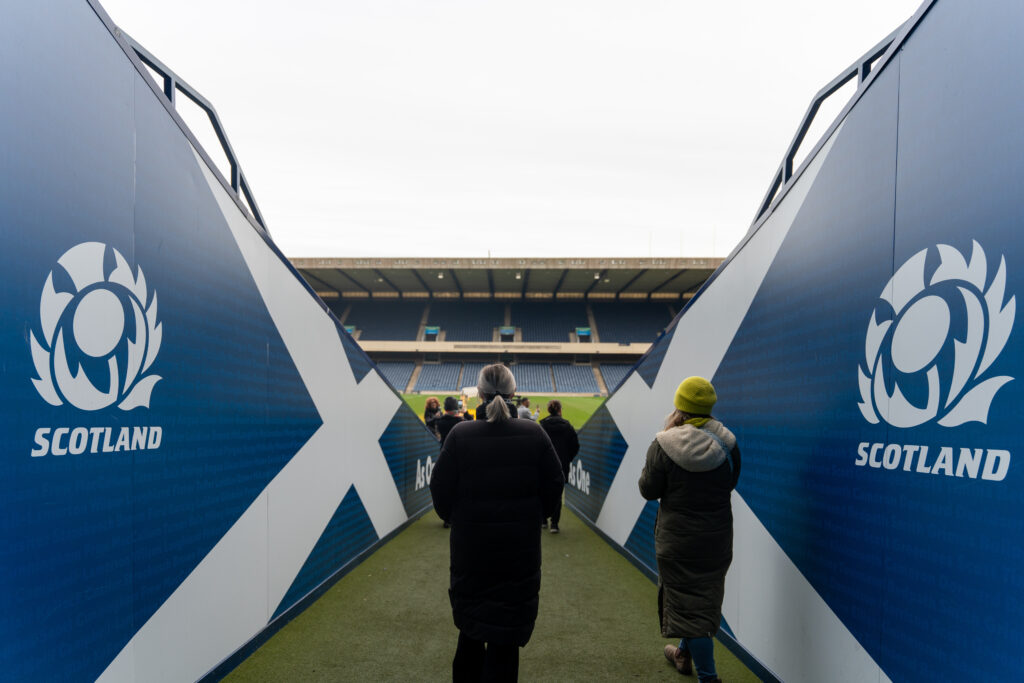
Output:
top-left (858, 241), bottom-right (1014, 428)
top-left (30, 242), bottom-right (163, 411)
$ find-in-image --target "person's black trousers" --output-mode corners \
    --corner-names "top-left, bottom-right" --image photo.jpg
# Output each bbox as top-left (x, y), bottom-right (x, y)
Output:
top-left (550, 475), bottom-right (568, 526)
top-left (452, 631), bottom-right (519, 682)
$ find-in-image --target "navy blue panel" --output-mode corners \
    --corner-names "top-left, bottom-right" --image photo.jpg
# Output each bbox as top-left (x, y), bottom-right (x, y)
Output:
top-left (340, 328), bottom-right (373, 384)
top-left (710, 58), bottom-right (901, 674)
top-left (272, 486), bottom-right (378, 620)
top-left (0, 3), bottom-right (321, 680)
top-left (129, 59), bottom-right (321, 638)
top-left (880, 1), bottom-right (1024, 679)
top-left (636, 325), bottom-right (676, 388)
top-left (623, 499), bottom-right (659, 575)
top-left (567, 404), bottom-right (628, 521)
top-left (0, 4), bottom-right (141, 681)
top-left (379, 406), bottom-right (439, 517)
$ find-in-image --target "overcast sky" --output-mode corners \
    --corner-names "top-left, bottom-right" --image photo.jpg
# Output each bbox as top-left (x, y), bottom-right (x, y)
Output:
top-left (99, 0), bottom-right (924, 259)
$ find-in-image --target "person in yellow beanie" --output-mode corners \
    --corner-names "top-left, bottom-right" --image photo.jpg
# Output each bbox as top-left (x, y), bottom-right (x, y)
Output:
top-left (638, 377), bottom-right (740, 683)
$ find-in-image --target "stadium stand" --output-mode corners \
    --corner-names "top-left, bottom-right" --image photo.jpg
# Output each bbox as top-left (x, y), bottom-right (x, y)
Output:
top-left (551, 363), bottom-right (599, 393)
top-left (375, 361), bottom-right (416, 392)
top-left (513, 362), bottom-right (554, 393)
top-left (590, 302), bottom-right (673, 343)
top-left (414, 362), bottom-right (463, 392)
top-left (510, 301), bottom-right (589, 342)
top-left (598, 363), bottom-right (634, 393)
top-left (344, 300), bottom-right (424, 340)
top-left (427, 301), bottom-right (504, 341)
top-left (460, 362), bottom-right (487, 389)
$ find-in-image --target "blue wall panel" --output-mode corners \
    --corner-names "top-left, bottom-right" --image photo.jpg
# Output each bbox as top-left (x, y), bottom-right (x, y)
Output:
top-left (0, 2), bottom-right (441, 680)
top-left (566, 404), bottom-right (628, 521)
top-left (569, 1), bottom-right (1024, 680)
top-left (273, 486), bottom-right (379, 620)
top-left (711, 52), bottom-right (902, 673)
top-left (380, 408), bottom-right (439, 518)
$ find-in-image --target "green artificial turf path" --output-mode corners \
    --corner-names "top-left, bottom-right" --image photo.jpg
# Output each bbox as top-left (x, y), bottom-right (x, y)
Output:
top-left (225, 507), bottom-right (761, 682)
top-left (402, 394), bottom-right (606, 431)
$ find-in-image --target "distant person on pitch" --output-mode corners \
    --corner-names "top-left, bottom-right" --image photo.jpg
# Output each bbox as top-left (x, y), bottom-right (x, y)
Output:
top-left (538, 400), bottom-right (579, 533)
top-left (424, 396), bottom-right (442, 436)
top-left (430, 364), bottom-right (564, 682)
top-left (435, 396), bottom-right (468, 445)
top-left (639, 377), bottom-right (740, 683)
top-left (517, 397), bottom-right (538, 421)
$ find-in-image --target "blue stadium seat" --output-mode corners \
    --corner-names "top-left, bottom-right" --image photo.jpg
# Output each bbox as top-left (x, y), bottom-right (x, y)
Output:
top-left (599, 363), bottom-right (634, 392)
top-left (591, 302), bottom-right (673, 343)
top-left (414, 362), bottom-right (463, 392)
top-left (428, 301), bottom-right (504, 341)
top-left (510, 302), bottom-right (588, 342)
top-left (551, 363), bottom-right (599, 393)
top-left (345, 300), bottom-right (425, 340)
top-left (460, 362), bottom-right (487, 390)
top-left (513, 363), bottom-right (554, 393)
top-left (375, 361), bottom-right (416, 392)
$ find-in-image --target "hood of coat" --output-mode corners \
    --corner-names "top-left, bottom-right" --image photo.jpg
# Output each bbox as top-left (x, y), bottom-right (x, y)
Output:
top-left (540, 414), bottom-right (573, 433)
top-left (655, 419), bottom-right (735, 473)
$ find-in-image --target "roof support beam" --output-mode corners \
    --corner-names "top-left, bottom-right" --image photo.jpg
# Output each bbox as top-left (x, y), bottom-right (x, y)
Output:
top-left (449, 269), bottom-right (464, 297)
top-left (584, 269), bottom-right (607, 296)
top-left (651, 270), bottom-right (686, 294)
top-left (552, 269), bottom-right (568, 297)
top-left (616, 269), bottom-right (648, 297)
top-left (411, 270), bottom-right (432, 295)
top-left (373, 269), bottom-right (400, 295)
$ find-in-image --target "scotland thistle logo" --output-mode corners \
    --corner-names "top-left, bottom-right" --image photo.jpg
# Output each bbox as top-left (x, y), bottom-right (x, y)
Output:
top-left (30, 242), bottom-right (163, 411)
top-left (858, 241), bottom-right (1014, 428)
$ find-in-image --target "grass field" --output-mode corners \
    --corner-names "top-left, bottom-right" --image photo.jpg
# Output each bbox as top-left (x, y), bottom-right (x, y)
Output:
top-left (225, 509), bottom-right (760, 682)
top-left (401, 394), bottom-right (605, 431)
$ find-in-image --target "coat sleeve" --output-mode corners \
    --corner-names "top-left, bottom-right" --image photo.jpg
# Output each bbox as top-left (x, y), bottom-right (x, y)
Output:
top-left (538, 431), bottom-right (565, 519)
top-left (638, 439), bottom-right (667, 501)
top-left (569, 427), bottom-right (580, 461)
top-left (430, 430), bottom-right (458, 521)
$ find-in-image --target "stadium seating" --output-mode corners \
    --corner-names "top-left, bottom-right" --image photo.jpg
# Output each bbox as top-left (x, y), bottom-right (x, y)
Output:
top-left (551, 363), bottom-right (599, 393)
top-left (598, 363), bottom-right (634, 392)
top-left (375, 361), bottom-right (416, 392)
top-left (460, 362), bottom-right (487, 389)
top-left (510, 301), bottom-right (589, 342)
top-left (414, 362), bottom-right (463, 392)
top-left (590, 302), bottom-right (673, 343)
top-left (427, 301), bottom-right (504, 341)
top-left (513, 363), bottom-right (554, 393)
top-left (345, 300), bottom-right (425, 340)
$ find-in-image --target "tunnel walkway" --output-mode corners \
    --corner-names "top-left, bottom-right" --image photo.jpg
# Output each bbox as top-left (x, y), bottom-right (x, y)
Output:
top-left (224, 507), bottom-right (761, 681)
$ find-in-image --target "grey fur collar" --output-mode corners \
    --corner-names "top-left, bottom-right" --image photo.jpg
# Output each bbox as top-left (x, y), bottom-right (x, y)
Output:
top-left (655, 420), bottom-right (736, 473)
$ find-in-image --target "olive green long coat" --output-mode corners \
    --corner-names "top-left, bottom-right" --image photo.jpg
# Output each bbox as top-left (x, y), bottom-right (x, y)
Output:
top-left (638, 420), bottom-right (740, 638)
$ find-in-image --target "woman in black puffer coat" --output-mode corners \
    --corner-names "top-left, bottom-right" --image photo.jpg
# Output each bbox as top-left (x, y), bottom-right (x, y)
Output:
top-left (430, 364), bottom-right (564, 682)
top-left (639, 377), bottom-right (740, 683)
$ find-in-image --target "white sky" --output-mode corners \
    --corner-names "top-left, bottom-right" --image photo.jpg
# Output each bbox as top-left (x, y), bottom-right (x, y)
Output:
top-left (98, 0), bottom-right (924, 259)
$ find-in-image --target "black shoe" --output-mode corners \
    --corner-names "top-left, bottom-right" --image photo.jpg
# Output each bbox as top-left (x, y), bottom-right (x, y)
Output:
top-left (550, 524), bottom-right (559, 534)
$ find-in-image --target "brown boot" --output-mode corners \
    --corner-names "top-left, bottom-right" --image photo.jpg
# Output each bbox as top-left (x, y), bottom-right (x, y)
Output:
top-left (662, 644), bottom-right (693, 675)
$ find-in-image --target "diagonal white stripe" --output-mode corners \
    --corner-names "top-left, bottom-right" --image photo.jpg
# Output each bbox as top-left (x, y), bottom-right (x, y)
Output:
top-left (99, 149), bottom-right (410, 683)
top-left (596, 123), bottom-right (845, 545)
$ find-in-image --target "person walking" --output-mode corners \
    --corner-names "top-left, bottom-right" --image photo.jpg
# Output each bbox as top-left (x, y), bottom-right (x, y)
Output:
top-left (430, 364), bottom-right (564, 682)
top-left (538, 400), bottom-right (579, 534)
top-left (638, 377), bottom-right (740, 683)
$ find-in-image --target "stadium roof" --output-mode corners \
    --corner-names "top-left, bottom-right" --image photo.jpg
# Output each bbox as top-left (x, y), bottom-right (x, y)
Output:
top-left (291, 256), bottom-right (724, 300)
